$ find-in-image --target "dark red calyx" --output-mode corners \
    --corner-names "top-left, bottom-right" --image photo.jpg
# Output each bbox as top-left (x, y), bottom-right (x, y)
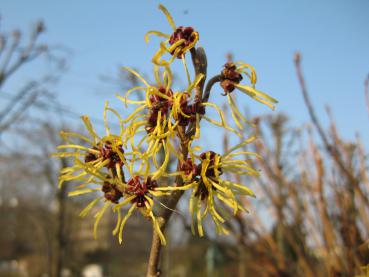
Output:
top-left (194, 180), bottom-right (210, 200)
top-left (85, 147), bottom-right (99, 163)
top-left (126, 176), bottom-right (158, 208)
top-left (220, 79), bottom-right (236, 94)
top-left (101, 142), bottom-right (124, 169)
top-left (149, 87), bottom-right (173, 114)
top-left (192, 101), bottom-right (205, 115)
top-left (220, 62), bottom-right (243, 93)
top-left (188, 101), bottom-right (205, 124)
top-left (146, 87), bottom-right (174, 133)
top-left (180, 158), bottom-right (200, 177)
top-left (200, 151), bottom-right (217, 160)
top-left (169, 26), bottom-right (197, 57)
top-left (145, 110), bottom-right (167, 134)
top-left (102, 179), bottom-right (123, 204)
top-left (177, 96), bottom-right (192, 126)
top-left (199, 151), bottom-right (223, 178)
top-left (176, 97), bottom-right (205, 126)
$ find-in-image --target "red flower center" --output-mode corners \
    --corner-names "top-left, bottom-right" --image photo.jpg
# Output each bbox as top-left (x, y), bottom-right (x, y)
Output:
top-left (180, 158), bottom-right (200, 177)
top-left (85, 142), bottom-right (124, 170)
top-left (126, 176), bottom-right (158, 208)
top-left (169, 26), bottom-right (197, 57)
top-left (102, 178), bottom-right (123, 204)
top-left (200, 151), bottom-right (222, 178)
top-left (220, 62), bottom-right (243, 94)
top-left (101, 142), bottom-right (124, 169)
top-left (146, 87), bottom-right (173, 134)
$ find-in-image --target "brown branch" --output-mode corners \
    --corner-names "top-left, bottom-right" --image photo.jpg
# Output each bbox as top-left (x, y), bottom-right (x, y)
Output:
top-left (186, 47), bottom-right (208, 138)
top-left (0, 89), bottom-right (40, 133)
top-left (147, 217), bottom-right (165, 277)
top-left (0, 21), bottom-right (45, 88)
top-left (294, 52), bottom-right (369, 209)
top-left (0, 36), bottom-right (6, 57)
top-left (185, 74), bottom-right (221, 138)
top-left (190, 47), bottom-right (207, 101)
top-left (0, 81), bottom-right (38, 123)
top-left (202, 75), bottom-right (221, 103)
top-left (365, 75), bottom-right (369, 117)
top-left (0, 31), bottom-right (21, 78)
top-left (294, 53), bottom-right (330, 148)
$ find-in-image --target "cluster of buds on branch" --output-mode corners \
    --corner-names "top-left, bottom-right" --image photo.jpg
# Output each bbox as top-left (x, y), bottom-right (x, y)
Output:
top-left (55, 4), bottom-right (277, 246)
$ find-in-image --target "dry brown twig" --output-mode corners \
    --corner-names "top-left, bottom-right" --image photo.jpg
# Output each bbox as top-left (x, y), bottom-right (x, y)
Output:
top-left (294, 53), bottom-right (369, 209)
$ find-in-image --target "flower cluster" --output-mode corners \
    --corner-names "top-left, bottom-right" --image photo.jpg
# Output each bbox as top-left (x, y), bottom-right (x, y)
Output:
top-left (55, 4), bottom-right (277, 245)
top-left (145, 5), bottom-right (199, 66)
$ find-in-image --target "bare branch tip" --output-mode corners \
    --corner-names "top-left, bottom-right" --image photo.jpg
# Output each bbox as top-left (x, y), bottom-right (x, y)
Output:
top-left (294, 52), bottom-right (301, 65)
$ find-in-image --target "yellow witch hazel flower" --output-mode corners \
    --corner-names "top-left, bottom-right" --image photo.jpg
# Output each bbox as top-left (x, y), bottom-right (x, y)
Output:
top-left (67, 164), bottom-right (173, 245)
top-left (55, 104), bottom-right (175, 244)
top-left (218, 62), bottom-right (278, 130)
top-left (116, 152), bottom-right (182, 236)
top-left (117, 65), bottom-right (204, 171)
top-left (145, 4), bottom-right (199, 66)
top-left (70, 174), bottom-right (124, 240)
top-left (156, 137), bottom-right (260, 236)
top-left (117, 66), bottom-right (175, 153)
top-left (55, 103), bottom-right (127, 188)
top-left (102, 154), bottom-right (179, 245)
top-left (54, 104), bottom-right (129, 239)
top-left (112, 173), bottom-right (171, 245)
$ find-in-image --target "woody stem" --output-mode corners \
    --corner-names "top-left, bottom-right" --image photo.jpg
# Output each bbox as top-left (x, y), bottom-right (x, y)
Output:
top-left (146, 47), bottom-right (207, 277)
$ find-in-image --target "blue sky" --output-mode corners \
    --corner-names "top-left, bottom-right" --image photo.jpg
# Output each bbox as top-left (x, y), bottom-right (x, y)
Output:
top-left (1, 0), bottom-right (369, 147)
